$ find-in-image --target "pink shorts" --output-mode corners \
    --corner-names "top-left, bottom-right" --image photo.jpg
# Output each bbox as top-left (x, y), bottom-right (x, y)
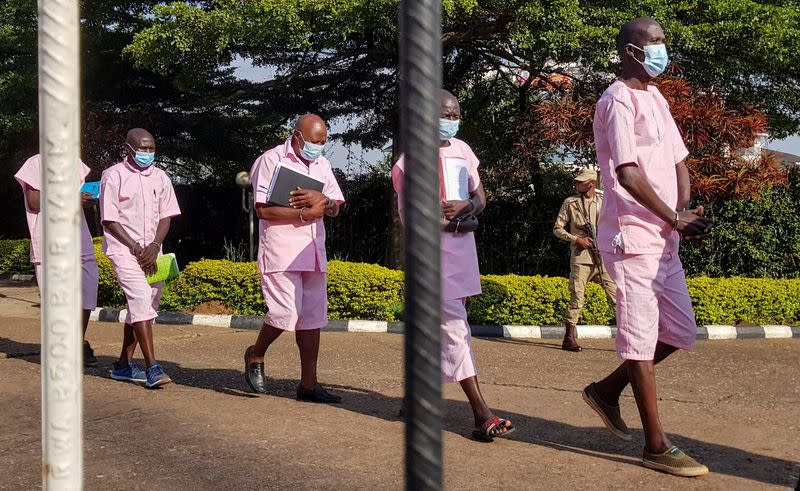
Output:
top-left (262, 271), bottom-right (328, 331)
top-left (603, 251), bottom-right (696, 360)
top-left (441, 298), bottom-right (478, 383)
top-left (34, 256), bottom-right (99, 311)
top-left (108, 254), bottom-right (163, 324)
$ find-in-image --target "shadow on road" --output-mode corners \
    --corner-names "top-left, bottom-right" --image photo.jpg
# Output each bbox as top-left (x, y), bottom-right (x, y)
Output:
top-left (2, 335), bottom-right (797, 487)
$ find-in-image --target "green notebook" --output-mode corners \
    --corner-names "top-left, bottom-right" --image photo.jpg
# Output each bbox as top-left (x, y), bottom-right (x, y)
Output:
top-left (146, 253), bottom-right (180, 284)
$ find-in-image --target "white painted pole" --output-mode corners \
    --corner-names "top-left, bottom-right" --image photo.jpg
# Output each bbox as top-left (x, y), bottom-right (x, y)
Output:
top-left (38, 0), bottom-right (83, 487)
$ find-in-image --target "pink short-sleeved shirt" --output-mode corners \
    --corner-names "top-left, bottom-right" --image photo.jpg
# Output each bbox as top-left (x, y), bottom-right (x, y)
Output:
top-left (99, 159), bottom-right (181, 257)
top-left (593, 80), bottom-right (689, 255)
top-left (14, 154), bottom-right (95, 262)
top-left (392, 137), bottom-right (483, 301)
top-left (251, 138), bottom-right (346, 273)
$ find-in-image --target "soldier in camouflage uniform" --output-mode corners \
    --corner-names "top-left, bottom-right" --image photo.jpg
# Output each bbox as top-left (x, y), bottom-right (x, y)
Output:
top-left (553, 169), bottom-right (617, 352)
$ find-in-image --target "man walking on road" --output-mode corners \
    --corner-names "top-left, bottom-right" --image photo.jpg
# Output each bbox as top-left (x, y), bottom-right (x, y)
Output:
top-left (582, 17), bottom-right (713, 477)
top-left (553, 168), bottom-right (616, 352)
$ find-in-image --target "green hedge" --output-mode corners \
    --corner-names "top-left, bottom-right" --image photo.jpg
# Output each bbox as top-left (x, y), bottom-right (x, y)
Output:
top-left (2, 238), bottom-right (799, 325)
top-left (159, 260), bottom-right (406, 320)
top-left (468, 274), bottom-right (615, 325)
top-left (687, 277), bottom-right (800, 325)
top-left (153, 259), bottom-right (800, 326)
top-left (93, 237), bottom-right (127, 308)
top-left (0, 239), bottom-right (34, 276)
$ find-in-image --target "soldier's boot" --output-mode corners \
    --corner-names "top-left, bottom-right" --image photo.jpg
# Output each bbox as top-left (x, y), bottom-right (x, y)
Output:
top-left (561, 323), bottom-right (583, 352)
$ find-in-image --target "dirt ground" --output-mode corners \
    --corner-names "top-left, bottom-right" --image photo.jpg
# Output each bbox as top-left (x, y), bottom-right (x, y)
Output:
top-left (0, 284), bottom-right (798, 490)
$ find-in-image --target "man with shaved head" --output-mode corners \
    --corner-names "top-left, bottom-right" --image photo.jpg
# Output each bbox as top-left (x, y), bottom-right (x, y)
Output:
top-left (243, 113), bottom-right (345, 403)
top-left (581, 17), bottom-right (713, 476)
top-left (100, 128), bottom-right (181, 389)
top-left (392, 89), bottom-right (514, 441)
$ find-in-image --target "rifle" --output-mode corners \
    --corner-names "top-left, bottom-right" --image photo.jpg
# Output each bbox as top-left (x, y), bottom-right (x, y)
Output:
top-left (579, 202), bottom-right (606, 276)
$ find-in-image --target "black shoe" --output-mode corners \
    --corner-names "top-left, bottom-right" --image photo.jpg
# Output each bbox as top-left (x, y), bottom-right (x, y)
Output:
top-left (243, 346), bottom-right (267, 394)
top-left (83, 341), bottom-right (99, 367)
top-left (296, 383), bottom-right (342, 404)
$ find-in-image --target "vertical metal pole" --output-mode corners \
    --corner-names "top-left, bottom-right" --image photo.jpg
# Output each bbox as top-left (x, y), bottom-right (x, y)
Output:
top-left (38, 0), bottom-right (83, 488)
top-left (399, 1), bottom-right (442, 490)
top-left (248, 195), bottom-right (255, 262)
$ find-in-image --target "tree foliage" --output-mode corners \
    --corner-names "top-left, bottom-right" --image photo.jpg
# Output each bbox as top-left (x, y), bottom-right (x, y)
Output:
top-left (522, 75), bottom-right (788, 200)
top-left (0, 0), bottom-right (285, 184)
top-left (126, 0), bottom-right (800, 156)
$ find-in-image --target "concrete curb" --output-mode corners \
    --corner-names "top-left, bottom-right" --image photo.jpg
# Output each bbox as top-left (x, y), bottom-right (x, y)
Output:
top-left (88, 309), bottom-right (800, 340)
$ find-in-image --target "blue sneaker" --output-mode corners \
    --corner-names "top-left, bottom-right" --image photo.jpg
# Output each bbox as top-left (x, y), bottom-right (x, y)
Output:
top-left (129, 363), bottom-right (147, 383)
top-left (145, 364), bottom-right (172, 389)
top-left (110, 362), bottom-right (147, 384)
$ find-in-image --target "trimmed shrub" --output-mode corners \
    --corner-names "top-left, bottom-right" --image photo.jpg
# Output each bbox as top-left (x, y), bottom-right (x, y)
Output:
top-left (93, 237), bottom-right (127, 308)
top-left (160, 259), bottom-right (406, 320)
top-left (0, 239), bottom-right (34, 276)
top-left (160, 260), bottom-right (263, 314)
top-left (468, 274), bottom-right (614, 325)
top-left (4, 237), bottom-right (800, 326)
top-left (687, 277), bottom-right (800, 325)
top-left (327, 261), bottom-right (404, 321)
top-left (157, 259), bottom-right (800, 325)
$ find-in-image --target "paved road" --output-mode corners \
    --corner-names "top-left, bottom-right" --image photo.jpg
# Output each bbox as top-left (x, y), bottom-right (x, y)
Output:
top-left (0, 289), bottom-right (798, 489)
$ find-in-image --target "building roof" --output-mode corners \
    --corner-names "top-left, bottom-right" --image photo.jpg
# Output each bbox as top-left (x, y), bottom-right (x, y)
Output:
top-left (764, 148), bottom-right (800, 168)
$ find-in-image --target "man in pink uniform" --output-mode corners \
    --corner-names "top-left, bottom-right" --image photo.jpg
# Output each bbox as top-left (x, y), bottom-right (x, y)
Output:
top-left (581, 18), bottom-right (713, 477)
top-left (14, 154), bottom-right (100, 367)
top-left (392, 90), bottom-right (514, 441)
top-left (243, 114), bottom-right (345, 403)
top-left (100, 128), bottom-right (181, 389)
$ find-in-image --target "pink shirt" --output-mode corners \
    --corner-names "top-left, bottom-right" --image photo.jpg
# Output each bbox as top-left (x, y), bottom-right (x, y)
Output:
top-left (593, 80), bottom-right (689, 255)
top-left (14, 154), bottom-right (95, 262)
top-left (99, 159), bottom-right (181, 257)
top-left (392, 137), bottom-right (482, 301)
top-left (251, 138), bottom-right (345, 273)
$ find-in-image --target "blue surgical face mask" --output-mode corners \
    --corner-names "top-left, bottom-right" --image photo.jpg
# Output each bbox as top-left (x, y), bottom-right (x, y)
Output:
top-left (439, 118), bottom-right (460, 140)
top-left (629, 43), bottom-right (669, 78)
top-left (296, 132), bottom-right (325, 161)
top-left (133, 151), bottom-right (155, 168)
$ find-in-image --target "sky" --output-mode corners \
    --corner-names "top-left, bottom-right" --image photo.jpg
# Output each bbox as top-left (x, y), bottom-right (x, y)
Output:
top-left (231, 58), bottom-right (800, 171)
top-left (230, 58), bottom-right (386, 171)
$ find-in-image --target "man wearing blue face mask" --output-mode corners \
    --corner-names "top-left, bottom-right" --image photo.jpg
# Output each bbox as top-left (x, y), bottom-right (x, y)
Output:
top-left (100, 128), bottom-right (181, 389)
top-left (581, 17), bottom-right (713, 477)
top-left (393, 90), bottom-right (515, 441)
top-left (243, 114), bottom-right (346, 403)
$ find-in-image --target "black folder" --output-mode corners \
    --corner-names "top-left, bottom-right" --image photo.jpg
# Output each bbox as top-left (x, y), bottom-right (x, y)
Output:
top-left (266, 163), bottom-right (325, 207)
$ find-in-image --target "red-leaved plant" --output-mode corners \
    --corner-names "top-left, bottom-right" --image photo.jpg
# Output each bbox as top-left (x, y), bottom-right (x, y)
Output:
top-left (518, 75), bottom-right (787, 200)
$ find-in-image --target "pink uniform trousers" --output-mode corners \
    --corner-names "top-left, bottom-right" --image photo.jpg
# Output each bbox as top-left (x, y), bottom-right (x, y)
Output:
top-left (603, 251), bottom-right (696, 360)
top-left (262, 271), bottom-right (328, 331)
top-left (441, 298), bottom-right (478, 383)
top-left (34, 257), bottom-right (99, 311)
top-left (108, 254), bottom-right (163, 324)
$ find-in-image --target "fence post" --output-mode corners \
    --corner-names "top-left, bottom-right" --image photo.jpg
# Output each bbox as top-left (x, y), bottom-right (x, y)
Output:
top-left (38, 0), bottom-right (83, 488)
top-left (398, 0), bottom-right (443, 490)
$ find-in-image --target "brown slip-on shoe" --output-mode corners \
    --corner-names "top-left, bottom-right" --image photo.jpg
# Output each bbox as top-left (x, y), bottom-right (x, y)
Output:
top-left (582, 382), bottom-right (632, 442)
top-left (642, 446), bottom-right (709, 477)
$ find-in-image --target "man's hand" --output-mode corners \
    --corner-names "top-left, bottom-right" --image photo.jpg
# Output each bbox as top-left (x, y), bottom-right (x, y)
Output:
top-left (138, 243), bottom-right (160, 270)
top-left (442, 200), bottom-right (474, 220)
top-left (302, 199), bottom-right (327, 221)
top-left (80, 192), bottom-right (97, 209)
top-left (675, 206), bottom-right (714, 238)
top-left (289, 188), bottom-right (326, 209)
top-left (575, 237), bottom-right (594, 250)
top-left (130, 242), bottom-right (144, 258)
